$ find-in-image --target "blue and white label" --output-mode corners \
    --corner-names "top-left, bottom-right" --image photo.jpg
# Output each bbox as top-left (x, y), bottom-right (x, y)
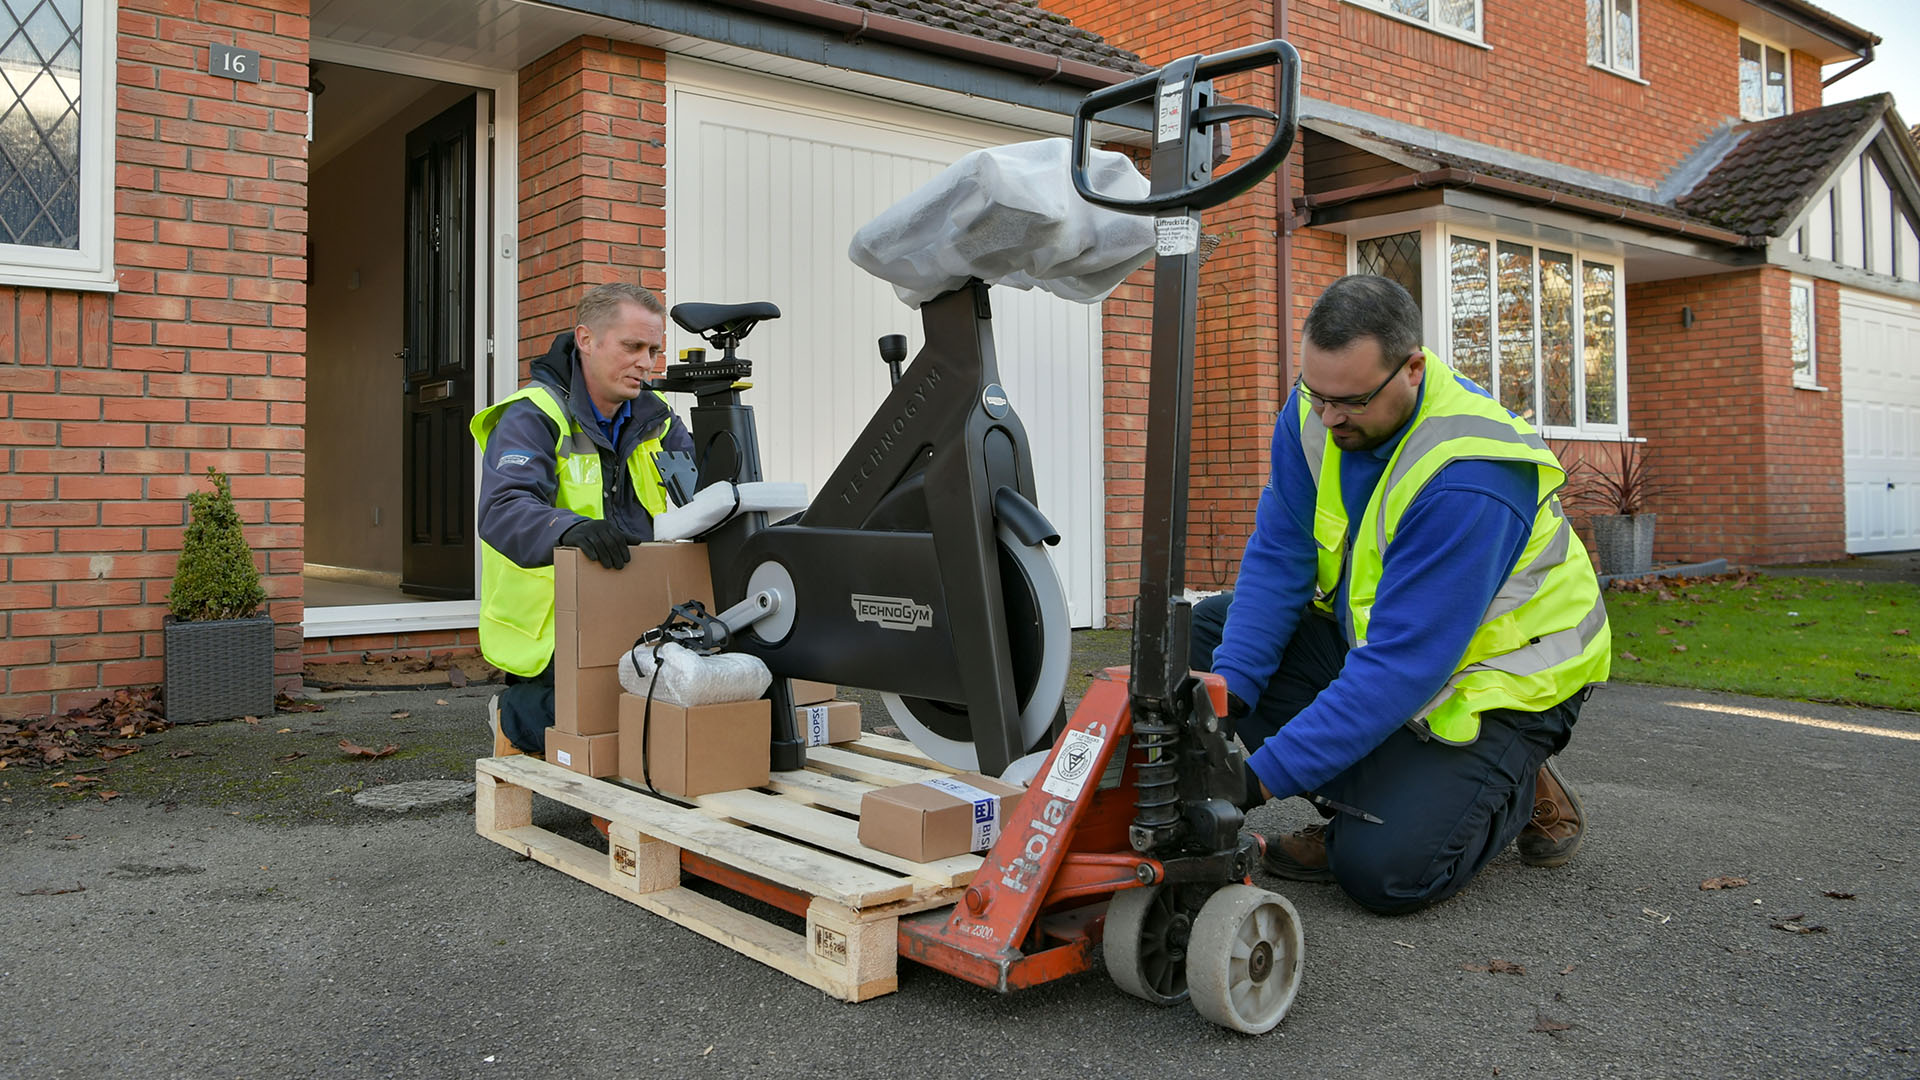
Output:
top-left (495, 451), bottom-right (533, 468)
top-left (803, 705), bottom-right (831, 747)
top-left (924, 775), bottom-right (1001, 851)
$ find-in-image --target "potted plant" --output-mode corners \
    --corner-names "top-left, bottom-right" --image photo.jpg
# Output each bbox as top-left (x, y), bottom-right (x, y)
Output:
top-left (1563, 440), bottom-right (1663, 577)
top-left (163, 468), bottom-right (276, 723)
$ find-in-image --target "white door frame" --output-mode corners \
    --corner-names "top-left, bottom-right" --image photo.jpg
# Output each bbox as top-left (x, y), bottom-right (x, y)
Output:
top-left (303, 41), bottom-right (521, 637)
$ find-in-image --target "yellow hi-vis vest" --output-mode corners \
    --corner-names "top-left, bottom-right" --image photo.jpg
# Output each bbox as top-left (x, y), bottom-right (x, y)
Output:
top-left (469, 384), bottom-right (673, 677)
top-left (1300, 349), bottom-right (1611, 744)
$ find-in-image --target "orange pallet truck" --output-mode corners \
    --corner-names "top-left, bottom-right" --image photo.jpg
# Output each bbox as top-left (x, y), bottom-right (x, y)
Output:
top-left (899, 40), bottom-right (1309, 1034)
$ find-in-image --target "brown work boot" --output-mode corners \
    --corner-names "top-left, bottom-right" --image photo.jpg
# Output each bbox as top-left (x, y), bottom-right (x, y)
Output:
top-left (1517, 757), bottom-right (1585, 867)
top-left (1259, 821), bottom-right (1336, 883)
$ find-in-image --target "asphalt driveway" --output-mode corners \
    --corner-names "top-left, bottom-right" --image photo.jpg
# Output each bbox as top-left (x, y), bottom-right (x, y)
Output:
top-left (2, 670), bottom-right (1915, 1079)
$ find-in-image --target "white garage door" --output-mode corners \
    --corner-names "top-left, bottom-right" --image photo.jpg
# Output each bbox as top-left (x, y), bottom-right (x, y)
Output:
top-left (1840, 291), bottom-right (1920, 553)
top-left (665, 61), bottom-right (1106, 626)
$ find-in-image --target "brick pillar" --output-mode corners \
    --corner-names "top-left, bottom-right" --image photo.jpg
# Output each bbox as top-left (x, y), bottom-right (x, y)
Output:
top-left (516, 37), bottom-right (666, 369)
top-left (0, 0), bottom-right (310, 720)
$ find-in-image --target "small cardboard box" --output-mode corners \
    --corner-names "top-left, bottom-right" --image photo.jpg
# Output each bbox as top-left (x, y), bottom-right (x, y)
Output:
top-left (544, 728), bottom-right (619, 778)
top-left (795, 700), bottom-right (860, 747)
top-left (788, 679), bottom-right (837, 706)
top-left (858, 772), bottom-right (1023, 862)
top-left (617, 693), bottom-right (770, 799)
top-left (552, 543), bottom-right (714, 733)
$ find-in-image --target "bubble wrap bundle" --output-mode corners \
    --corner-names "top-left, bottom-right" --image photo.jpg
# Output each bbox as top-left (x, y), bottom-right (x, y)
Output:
top-left (848, 138), bottom-right (1154, 308)
top-left (617, 640), bottom-right (772, 708)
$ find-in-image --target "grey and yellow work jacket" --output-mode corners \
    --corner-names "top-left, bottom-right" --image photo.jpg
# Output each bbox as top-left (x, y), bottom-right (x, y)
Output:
top-left (1302, 350), bottom-right (1612, 744)
top-left (469, 339), bottom-right (692, 677)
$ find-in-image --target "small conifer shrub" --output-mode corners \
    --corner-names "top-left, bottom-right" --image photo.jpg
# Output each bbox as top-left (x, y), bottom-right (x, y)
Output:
top-left (166, 468), bottom-right (266, 622)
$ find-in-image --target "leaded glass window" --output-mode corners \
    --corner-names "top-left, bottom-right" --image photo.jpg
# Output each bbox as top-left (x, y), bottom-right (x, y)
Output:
top-left (1739, 37), bottom-right (1788, 122)
top-left (1357, 231), bottom-right (1421, 306)
top-left (1790, 280), bottom-right (1815, 386)
top-left (1582, 261), bottom-right (1618, 426)
top-left (1496, 243), bottom-right (1536, 421)
top-left (1588, 0), bottom-right (1638, 77)
top-left (1449, 238), bottom-right (1491, 389)
top-left (1541, 253), bottom-right (1576, 428)
top-left (1355, 0), bottom-right (1480, 39)
top-left (0, 0), bottom-right (83, 249)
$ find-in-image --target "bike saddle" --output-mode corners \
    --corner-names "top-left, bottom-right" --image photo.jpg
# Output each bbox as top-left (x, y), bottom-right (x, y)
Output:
top-left (671, 301), bottom-right (781, 339)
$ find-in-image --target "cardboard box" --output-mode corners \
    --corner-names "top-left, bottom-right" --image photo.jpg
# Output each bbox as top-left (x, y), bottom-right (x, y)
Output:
top-left (552, 543), bottom-right (714, 733)
top-left (788, 678), bottom-right (837, 706)
top-left (544, 728), bottom-right (619, 778)
top-left (796, 700), bottom-right (860, 747)
top-left (617, 693), bottom-right (770, 799)
top-left (858, 772), bottom-right (1024, 862)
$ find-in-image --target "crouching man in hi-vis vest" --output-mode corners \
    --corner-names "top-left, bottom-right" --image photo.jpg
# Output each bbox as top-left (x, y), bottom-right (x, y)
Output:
top-left (470, 283), bottom-right (693, 756)
top-left (1192, 274), bottom-right (1610, 915)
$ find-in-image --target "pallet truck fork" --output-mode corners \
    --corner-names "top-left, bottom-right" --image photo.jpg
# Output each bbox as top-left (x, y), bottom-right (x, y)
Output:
top-left (898, 40), bottom-right (1307, 1033)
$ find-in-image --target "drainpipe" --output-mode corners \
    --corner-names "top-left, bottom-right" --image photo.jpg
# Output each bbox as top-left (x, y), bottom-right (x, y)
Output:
top-left (1275, 0), bottom-right (1292, 387)
top-left (1822, 44), bottom-right (1875, 89)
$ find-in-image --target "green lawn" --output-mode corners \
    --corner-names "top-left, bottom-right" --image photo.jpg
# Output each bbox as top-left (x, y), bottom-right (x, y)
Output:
top-left (1602, 575), bottom-right (1920, 709)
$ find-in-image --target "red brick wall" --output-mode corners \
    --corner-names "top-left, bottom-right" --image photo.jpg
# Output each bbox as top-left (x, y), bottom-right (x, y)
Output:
top-left (0, 0), bottom-right (310, 721)
top-left (1619, 268), bottom-right (1844, 566)
top-left (516, 37), bottom-right (667, 368)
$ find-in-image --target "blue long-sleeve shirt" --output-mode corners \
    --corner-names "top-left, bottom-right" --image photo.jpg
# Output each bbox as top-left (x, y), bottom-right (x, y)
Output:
top-left (1211, 375), bottom-right (1539, 800)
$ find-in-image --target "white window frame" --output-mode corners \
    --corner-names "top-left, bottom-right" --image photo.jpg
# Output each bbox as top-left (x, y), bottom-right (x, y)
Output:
top-left (1588, 0), bottom-right (1641, 80)
top-left (1435, 226), bottom-right (1629, 440)
top-left (1341, 0), bottom-right (1487, 47)
top-left (1738, 32), bottom-right (1792, 122)
top-left (0, 0), bottom-right (118, 292)
top-left (1789, 276), bottom-right (1819, 389)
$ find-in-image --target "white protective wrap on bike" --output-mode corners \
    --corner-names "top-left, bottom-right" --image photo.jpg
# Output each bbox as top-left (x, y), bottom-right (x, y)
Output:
top-left (649, 481), bottom-right (810, 542)
top-left (848, 138), bottom-right (1154, 308)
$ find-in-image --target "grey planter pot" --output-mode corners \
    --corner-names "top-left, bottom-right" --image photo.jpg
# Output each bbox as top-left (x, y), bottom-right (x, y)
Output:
top-left (163, 614), bottom-right (277, 723)
top-left (1591, 514), bottom-right (1657, 577)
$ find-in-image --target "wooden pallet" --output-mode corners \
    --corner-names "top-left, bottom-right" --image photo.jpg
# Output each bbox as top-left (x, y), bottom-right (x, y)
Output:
top-left (474, 734), bottom-right (979, 1002)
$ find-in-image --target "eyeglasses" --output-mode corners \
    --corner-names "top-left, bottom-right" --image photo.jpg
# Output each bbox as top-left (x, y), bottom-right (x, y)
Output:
top-left (1295, 351), bottom-right (1415, 416)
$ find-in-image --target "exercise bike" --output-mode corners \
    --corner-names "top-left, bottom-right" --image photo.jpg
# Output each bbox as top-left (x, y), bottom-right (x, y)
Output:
top-left (657, 282), bottom-right (1070, 777)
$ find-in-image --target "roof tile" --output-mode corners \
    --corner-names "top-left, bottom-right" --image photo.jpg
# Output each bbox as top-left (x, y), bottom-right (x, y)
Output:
top-left (840, 0), bottom-right (1147, 73)
top-left (1674, 95), bottom-right (1888, 236)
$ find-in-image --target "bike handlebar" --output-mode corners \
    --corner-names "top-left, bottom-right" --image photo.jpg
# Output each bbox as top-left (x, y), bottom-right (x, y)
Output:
top-left (1071, 39), bottom-right (1301, 215)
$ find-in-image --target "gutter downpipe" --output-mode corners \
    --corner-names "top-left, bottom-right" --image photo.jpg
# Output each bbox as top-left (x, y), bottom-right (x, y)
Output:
top-left (1275, 0), bottom-right (1293, 387)
top-left (1822, 43), bottom-right (1875, 89)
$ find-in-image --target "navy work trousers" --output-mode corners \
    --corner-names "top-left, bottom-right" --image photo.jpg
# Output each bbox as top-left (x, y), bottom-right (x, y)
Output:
top-left (497, 661), bottom-right (555, 755)
top-left (1190, 592), bottom-right (1580, 915)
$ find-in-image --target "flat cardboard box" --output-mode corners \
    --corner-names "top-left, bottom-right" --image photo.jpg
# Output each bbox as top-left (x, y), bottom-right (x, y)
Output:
top-left (796, 700), bottom-right (860, 747)
top-left (552, 543), bottom-right (714, 733)
top-left (858, 772), bottom-right (1024, 862)
top-left (618, 693), bottom-right (770, 799)
top-left (789, 678), bottom-right (837, 706)
top-left (554, 640), bottom-right (622, 736)
top-left (544, 728), bottom-right (619, 778)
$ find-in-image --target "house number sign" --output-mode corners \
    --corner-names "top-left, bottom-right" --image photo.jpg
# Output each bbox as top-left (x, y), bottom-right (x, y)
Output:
top-left (209, 44), bottom-right (262, 83)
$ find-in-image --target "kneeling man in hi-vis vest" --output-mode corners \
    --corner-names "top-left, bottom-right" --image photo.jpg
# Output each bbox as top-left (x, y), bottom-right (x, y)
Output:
top-left (470, 282), bottom-right (693, 756)
top-left (1191, 274), bottom-right (1610, 915)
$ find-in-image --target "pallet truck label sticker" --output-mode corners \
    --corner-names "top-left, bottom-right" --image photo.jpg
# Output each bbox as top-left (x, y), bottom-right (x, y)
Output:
top-left (923, 775), bottom-right (1003, 850)
top-left (981, 383), bottom-right (1010, 419)
top-left (1156, 80), bottom-right (1186, 143)
top-left (1039, 728), bottom-right (1106, 802)
top-left (803, 705), bottom-right (831, 747)
top-left (850, 594), bottom-right (933, 631)
top-left (1155, 216), bottom-right (1199, 257)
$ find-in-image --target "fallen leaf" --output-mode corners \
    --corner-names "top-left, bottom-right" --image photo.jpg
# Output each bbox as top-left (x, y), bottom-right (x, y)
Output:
top-left (63, 834), bottom-right (84, 841)
top-left (1531, 1013), bottom-right (1573, 1035)
top-left (1620, 651), bottom-right (1642, 663)
top-left (1894, 629), bottom-right (1910, 637)
top-left (1671, 644), bottom-right (1688, 653)
top-left (96, 790), bottom-right (120, 802)
top-left (1642, 907), bottom-right (1672, 924)
top-left (448, 668), bottom-right (468, 688)
top-left (339, 739), bottom-right (398, 760)
top-left (1671, 618), bottom-right (1695, 627)
top-left (1654, 625), bottom-right (1672, 635)
top-left (239, 716), bottom-right (261, 725)
top-left (389, 711), bottom-right (411, 720)
top-left (48, 781), bottom-right (68, 788)
top-left (274, 751), bottom-right (308, 763)
top-left (1700, 876), bottom-right (1750, 890)
top-left (119, 725), bottom-right (136, 737)
top-left (1559, 964), bottom-right (1576, 975)
top-left (435, 699), bottom-right (449, 706)
top-left (71, 774), bottom-right (103, 783)
top-left (165, 749), bottom-right (196, 759)
top-left (1463, 959), bottom-right (1527, 975)
top-left (1824, 891), bottom-right (1857, 900)
top-left (17, 883), bottom-right (86, 896)
top-left (1773, 919), bottom-right (1828, 934)
top-left (276, 727), bottom-right (292, 734)
top-left (96, 745), bottom-right (139, 761)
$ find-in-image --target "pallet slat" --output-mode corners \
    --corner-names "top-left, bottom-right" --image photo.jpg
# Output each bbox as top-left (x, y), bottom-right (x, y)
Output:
top-left (765, 768), bottom-right (871, 815)
top-left (843, 734), bottom-right (964, 773)
top-left (478, 756), bottom-right (911, 908)
top-left (695, 788), bottom-right (980, 888)
top-left (804, 744), bottom-right (951, 787)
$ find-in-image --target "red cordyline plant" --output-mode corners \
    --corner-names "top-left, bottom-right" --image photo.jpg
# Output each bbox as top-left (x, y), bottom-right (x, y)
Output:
top-left (1562, 439), bottom-right (1664, 517)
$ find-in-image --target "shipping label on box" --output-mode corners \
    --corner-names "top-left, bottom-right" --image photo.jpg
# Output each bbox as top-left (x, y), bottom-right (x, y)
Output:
top-left (544, 728), bottom-right (619, 777)
top-left (796, 701), bottom-right (860, 747)
top-left (857, 772), bottom-right (1024, 862)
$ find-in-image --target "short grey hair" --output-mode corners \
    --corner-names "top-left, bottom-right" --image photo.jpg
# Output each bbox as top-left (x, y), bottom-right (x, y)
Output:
top-left (575, 282), bottom-right (664, 333)
top-left (1302, 274), bottom-right (1422, 368)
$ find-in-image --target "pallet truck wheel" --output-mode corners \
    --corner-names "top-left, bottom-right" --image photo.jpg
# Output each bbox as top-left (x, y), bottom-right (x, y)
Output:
top-left (1186, 884), bottom-right (1304, 1034)
top-left (1104, 884), bottom-right (1191, 1006)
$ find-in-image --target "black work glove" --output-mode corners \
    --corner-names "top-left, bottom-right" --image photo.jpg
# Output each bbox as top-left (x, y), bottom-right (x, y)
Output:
top-left (1224, 691), bottom-right (1251, 733)
top-left (559, 518), bottom-right (632, 570)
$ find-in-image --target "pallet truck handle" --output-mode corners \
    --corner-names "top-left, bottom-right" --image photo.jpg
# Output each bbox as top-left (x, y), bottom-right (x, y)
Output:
top-left (1069, 39), bottom-right (1301, 215)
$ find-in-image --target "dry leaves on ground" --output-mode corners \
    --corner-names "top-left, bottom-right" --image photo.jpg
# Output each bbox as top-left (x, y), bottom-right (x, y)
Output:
top-left (0, 687), bottom-right (168, 768)
top-left (276, 694), bottom-right (324, 713)
top-left (339, 739), bottom-right (398, 760)
top-left (1531, 1010), bottom-right (1573, 1035)
top-left (1700, 876), bottom-right (1750, 890)
top-left (1772, 913), bottom-right (1828, 934)
top-left (1463, 959), bottom-right (1527, 975)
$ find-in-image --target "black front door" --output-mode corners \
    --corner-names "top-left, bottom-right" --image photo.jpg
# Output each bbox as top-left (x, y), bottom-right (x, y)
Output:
top-left (401, 95), bottom-right (477, 599)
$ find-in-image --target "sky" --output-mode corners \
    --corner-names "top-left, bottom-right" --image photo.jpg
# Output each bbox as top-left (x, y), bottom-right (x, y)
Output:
top-left (1814, 0), bottom-right (1920, 119)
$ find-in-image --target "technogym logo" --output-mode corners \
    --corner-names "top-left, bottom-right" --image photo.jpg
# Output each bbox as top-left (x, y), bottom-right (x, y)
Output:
top-left (850, 593), bottom-right (933, 632)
